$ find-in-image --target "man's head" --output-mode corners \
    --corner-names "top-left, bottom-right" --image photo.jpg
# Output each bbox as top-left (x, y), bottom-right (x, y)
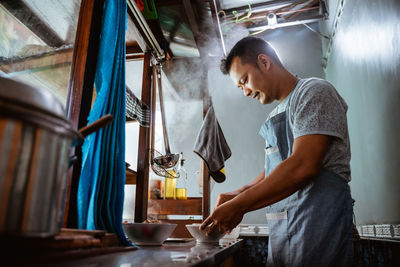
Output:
top-left (221, 37), bottom-right (285, 104)
top-left (220, 37), bottom-right (283, 75)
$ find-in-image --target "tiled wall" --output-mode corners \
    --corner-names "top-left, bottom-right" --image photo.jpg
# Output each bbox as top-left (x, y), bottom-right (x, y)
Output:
top-left (355, 238), bottom-right (400, 266)
top-left (237, 235), bottom-right (400, 266)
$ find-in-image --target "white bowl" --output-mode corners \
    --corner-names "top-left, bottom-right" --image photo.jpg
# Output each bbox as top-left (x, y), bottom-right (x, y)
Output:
top-left (123, 223), bottom-right (177, 245)
top-left (185, 224), bottom-right (226, 243)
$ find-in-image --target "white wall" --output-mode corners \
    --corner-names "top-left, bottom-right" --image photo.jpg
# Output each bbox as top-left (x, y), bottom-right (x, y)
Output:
top-left (320, 0), bottom-right (400, 225)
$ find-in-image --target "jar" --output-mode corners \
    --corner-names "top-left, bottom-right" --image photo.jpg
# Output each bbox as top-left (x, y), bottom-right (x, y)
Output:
top-left (175, 154), bottom-right (187, 200)
top-left (164, 170), bottom-right (176, 199)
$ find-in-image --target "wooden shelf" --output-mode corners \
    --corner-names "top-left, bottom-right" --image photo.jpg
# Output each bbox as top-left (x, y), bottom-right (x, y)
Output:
top-left (148, 197), bottom-right (202, 215)
top-left (125, 168), bottom-right (136, 184)
top-left (1, 228), bottom-right (136, 265)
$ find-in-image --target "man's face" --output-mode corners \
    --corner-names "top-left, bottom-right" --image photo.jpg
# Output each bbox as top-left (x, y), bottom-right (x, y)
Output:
top-left (229, 56), bottom-right (274, 104)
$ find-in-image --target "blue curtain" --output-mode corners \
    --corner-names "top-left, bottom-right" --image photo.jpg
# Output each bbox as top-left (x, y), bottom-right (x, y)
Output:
top-left (77, 0), bottom-right (132, 246)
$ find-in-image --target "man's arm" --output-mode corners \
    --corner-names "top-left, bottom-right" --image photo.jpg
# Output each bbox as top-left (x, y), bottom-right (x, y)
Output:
top-left (237, 134), bottom-right (330, 212)
top-left (214, 170), bottom-right (265, 209)
top-left (201, 134), bottom-right (331, 234)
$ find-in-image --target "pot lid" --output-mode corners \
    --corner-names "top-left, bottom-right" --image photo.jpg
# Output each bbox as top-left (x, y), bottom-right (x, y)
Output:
top-left (0, 76), bottom-right (65, 118)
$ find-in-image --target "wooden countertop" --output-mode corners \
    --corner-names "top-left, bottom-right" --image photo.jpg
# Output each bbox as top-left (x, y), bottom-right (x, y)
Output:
top-left (5, 239), bottom-right (243, 266)
top-left (54, 239), bottom-right (243, 266)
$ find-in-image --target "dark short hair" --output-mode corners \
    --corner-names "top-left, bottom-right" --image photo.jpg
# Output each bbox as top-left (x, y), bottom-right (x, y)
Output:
top-left (220, 36), bottom-right (283, 75)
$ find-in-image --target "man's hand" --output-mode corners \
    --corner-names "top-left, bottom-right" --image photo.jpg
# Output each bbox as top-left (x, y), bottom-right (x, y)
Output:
top-left (200, 199), bottom-right (244, 235)
top-left (214, 191), bottom-right (238, 211)
top-left (224, 134), bottom-right (332, 214)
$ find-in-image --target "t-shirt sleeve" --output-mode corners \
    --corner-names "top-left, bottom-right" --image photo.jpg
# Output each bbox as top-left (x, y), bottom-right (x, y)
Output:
top-left (290, 79), bottom-right (348, 140)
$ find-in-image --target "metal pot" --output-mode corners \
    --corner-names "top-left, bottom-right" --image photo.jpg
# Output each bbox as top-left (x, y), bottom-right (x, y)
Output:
top-left (0, 76), bottom-right (80, 237)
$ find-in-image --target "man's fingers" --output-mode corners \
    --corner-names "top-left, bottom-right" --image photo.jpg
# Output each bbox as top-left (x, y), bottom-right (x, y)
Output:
top-left (200, 216), bottom-right (213, 230)
top-left (206, 221), bottom-right (218, 236)
top-left (214, 198), bottom-right (223, 210)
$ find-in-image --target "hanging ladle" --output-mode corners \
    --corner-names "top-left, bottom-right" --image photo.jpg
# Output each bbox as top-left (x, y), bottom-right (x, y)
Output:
top-left (152, 65), bottom-right (179, 169)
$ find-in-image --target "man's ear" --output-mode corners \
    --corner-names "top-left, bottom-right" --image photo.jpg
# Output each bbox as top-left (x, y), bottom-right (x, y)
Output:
top-left (257, 54), bottom-right (271, 70)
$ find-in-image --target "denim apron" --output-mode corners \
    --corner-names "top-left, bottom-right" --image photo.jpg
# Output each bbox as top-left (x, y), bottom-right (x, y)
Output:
top-left (259, 93), bottom-right (353, 266)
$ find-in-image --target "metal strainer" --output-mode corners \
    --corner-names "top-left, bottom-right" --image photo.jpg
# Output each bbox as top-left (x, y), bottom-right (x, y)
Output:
top-left (151, 65), bottom-right (179, 173)
top-left (151, 149), bottom-right (179, 178)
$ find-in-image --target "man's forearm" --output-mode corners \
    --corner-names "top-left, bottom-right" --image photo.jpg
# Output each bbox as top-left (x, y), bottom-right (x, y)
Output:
top-left (234, 156), bottom-right (316, 213)
top-left (232, 134), bottom-right (330, 214)
top-left (234, 170), bottom-right (265, 194)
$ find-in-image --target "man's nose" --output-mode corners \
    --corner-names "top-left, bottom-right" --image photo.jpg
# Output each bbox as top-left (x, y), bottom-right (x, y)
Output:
top-left (243, 87), bottom-right (252, 97)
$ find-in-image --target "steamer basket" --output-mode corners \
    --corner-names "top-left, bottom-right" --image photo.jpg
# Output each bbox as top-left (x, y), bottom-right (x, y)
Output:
top-left (0, 76), bottom-right (78, 237)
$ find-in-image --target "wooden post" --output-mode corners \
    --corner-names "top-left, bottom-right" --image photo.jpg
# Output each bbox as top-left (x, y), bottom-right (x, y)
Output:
top-left (134, 52), bottom-right (153, 223)
top-left (201, 69), bottom-right (211, 220)
top-left (63, 0), bottom-right (104, 227)
top-left (201, 159), bottom-right (210, 220)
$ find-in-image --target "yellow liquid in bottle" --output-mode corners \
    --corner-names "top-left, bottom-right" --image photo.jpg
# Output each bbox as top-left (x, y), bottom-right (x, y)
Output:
top-left (175, 188), bottom-right (187, 200)
top-left (164, 171), bottom-right (176, 199)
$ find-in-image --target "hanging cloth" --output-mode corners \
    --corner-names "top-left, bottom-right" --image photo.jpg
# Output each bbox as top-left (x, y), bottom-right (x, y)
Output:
top-left (193, 104), bottom-right (232, 183)
top-left (77, 0), bottom-right (132, 246)
top-left (126, 87), bottom-right (151, 127)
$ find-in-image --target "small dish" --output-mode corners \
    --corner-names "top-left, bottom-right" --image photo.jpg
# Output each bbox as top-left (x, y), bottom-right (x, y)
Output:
top-left (123, 223), bottom-right (177, 246)
top-left (185, 223), bottom-right (226, 243)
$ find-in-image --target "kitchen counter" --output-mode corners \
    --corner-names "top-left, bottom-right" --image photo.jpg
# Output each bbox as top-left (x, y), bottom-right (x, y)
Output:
top-left (22, 239), bottom-right (243, 267)
top-left (64, 239), bottom-right (241, 266)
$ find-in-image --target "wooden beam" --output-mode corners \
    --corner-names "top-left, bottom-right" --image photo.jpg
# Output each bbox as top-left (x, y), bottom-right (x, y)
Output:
top-left (64, 0), bottom-right (104, 228)
top-left (147, 198), bottom-right (202, 215)
top-left (201, 137), bottom-right (210, 220)
top-left (126, 44), bottom-right (143, 54)
top-left (134, 52), bottom-right (153, 223)
top-left (125, 43), bottom-right (144, 60)
top-left (0, 0), bottom-right (64, 47)
top-left (0, 47), bottom-right (73, 74)
top-left (125, 169), bottom-right (137, 185)
top-left (126, 54), bottom-right (145, 61)
top-left (0, 44), bottom-right (144, 74)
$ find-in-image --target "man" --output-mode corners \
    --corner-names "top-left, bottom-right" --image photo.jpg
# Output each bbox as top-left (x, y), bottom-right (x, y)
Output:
top-left (200, 37), bottom-right (353, 266)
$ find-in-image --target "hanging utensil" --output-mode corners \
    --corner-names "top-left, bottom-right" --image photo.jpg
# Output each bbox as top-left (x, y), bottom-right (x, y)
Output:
top-left (78, 114), bottom-right (113, 138)
top-left (152, 65), bottom-right (179, 170)
top-left (69, 114), bottom-right (114, 167)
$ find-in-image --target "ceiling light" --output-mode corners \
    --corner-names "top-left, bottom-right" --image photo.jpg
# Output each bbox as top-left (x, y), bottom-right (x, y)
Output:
top-left (267, 13), bottom-right (277, 27)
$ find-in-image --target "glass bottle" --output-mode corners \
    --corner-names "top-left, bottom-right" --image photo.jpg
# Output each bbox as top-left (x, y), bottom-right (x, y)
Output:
top-left (164, 169), bottom-right (176, 199)
top-left (175, 153), bottom-right (187, 200)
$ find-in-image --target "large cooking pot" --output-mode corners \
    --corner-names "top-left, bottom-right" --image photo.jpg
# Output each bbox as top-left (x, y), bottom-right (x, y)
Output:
top-left (0, 76), bottom-right (108, 237)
